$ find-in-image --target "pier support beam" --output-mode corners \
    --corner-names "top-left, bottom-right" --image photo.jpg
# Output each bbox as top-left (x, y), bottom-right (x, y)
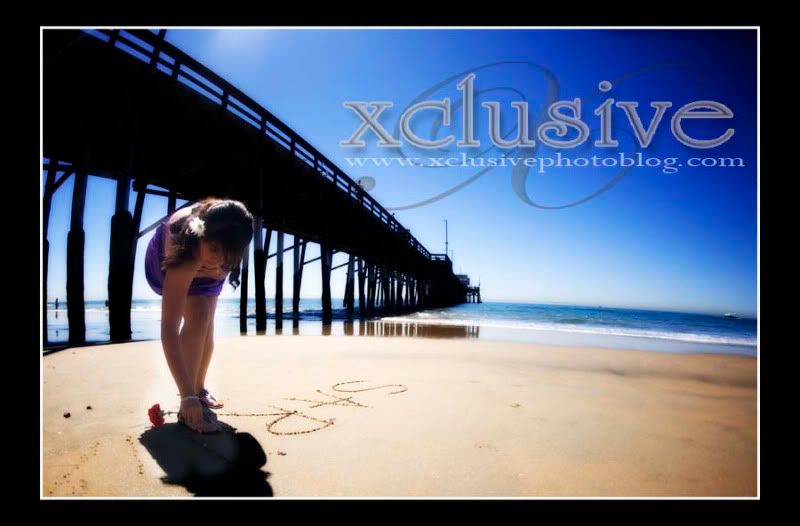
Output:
top-left (275, 231), bottom-right (284, 331)
top-left (374, 265), bottom-right (380, 312)
top-left (371, 264), bottom-right (377, 313)
top-left (375, 268), bottom-right (381, 309)
top-left (108, 171), bottom-right (134, 341)
top-left (390, 273), bottom-right (396, 312)
top-left (344, 254), bottom-right (355, 318)
top-left (377, 269), bottom-right (383, 309)
top-left (396, 273), bottom-right (403, 311)
top-left (320, 242), bottom-right (333, 325)
top-left (366, 263), bottom-right (375, 313)
top-left (67, 171), bottom-right (88, 345)
top-left (386, 273), bottom-right (391, 309)
top-left (43, 168), bottom-right (59, 346)
top-left (357, 257), bottom-right (366, 317)
top-left (381, 266), bottom-right (390, 312)
top-left (253, 217), bottom-right (267, 332)
top-left (239, 240), bottom-right (250, 333)
top-left (42, 167), bottom-right (67, 346)
top-left (43, 236), bottom-right (49, 345)
top-left (387, 274), bottom-right (393, 312)
top-left (129, 185), bottom-right (146, 304)
top-left (292, 237), bottom-right (306, 327)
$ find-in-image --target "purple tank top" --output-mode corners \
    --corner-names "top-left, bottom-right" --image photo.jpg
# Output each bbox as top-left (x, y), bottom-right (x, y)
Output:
top-left (144, 221), bottom-right (227, 297)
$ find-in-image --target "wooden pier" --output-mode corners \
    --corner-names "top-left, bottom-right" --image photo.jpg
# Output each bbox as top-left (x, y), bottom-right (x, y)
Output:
top-left (43, 29), bottom-right (475, 347)
top-left (466, 287), bottom-right (482, 303)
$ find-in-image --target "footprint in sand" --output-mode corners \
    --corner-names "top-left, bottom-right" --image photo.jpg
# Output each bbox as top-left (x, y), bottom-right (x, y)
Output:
top-left (50, 440), bottom-right (103, 495)
top-left (125, 434), bottom-right (145, 475)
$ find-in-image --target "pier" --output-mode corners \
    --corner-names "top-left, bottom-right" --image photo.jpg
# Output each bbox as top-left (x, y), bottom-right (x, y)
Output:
top-left (43, 29), bottom-right (476, 348)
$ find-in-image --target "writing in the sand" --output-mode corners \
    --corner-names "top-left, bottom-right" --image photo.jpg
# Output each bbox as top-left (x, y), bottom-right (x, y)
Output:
top-left (256, 381), bottom-right (408, 436)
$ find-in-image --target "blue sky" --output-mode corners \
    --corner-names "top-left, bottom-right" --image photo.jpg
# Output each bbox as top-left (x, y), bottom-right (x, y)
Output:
top-left (43, 29), bottom-right (757, 316)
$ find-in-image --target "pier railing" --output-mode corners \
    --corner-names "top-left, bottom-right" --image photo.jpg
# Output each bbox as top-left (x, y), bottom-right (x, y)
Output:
top-left (80, 29), bottom-right (432, 261)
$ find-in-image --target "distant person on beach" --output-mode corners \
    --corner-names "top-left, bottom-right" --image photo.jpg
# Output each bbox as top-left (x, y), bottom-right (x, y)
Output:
top-left (144, 197), bottom-right (253, 433)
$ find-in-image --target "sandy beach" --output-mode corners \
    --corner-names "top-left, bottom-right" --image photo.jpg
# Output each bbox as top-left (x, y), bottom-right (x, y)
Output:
top-left (42, 334), bottom-right (757, 497)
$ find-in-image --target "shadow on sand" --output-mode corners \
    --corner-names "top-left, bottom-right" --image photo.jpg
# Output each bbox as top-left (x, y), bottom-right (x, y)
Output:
top-left (139, 412), bottom-right (273, 497)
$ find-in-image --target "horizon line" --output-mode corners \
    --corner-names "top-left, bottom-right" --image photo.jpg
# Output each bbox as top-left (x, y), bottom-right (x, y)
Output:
top-left (47, 298), bottom-right (757, 318)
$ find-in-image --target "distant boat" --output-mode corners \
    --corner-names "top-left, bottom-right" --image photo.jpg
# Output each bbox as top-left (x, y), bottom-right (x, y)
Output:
top-left (724, 312), bottom-right (738, 319)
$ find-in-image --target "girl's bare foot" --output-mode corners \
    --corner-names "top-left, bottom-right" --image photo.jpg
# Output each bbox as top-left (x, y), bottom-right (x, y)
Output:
top-left (177, 411), bottom-right (220, 434)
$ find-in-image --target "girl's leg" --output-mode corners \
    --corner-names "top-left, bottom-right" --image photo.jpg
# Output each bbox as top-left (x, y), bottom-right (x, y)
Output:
top-left (196, 295), bottom-right (218, 394)
top-left (180, 295), bottom-right (214, 395)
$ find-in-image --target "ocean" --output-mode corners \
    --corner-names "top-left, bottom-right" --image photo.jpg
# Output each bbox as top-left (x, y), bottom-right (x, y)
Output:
top-left (44, 299), bottom-right (756, 356)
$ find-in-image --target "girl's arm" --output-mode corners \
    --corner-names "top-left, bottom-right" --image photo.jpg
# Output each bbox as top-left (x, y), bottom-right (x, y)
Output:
top-left (160, 262), bottom-right (199, 397)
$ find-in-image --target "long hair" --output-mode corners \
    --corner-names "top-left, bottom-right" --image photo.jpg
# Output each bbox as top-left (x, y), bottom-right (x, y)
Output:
top-left (162, 197), bottom-right (254, 290)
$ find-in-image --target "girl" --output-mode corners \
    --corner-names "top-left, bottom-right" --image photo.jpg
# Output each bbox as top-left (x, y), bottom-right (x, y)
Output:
top-left (145, 197), bottom-right (254, 433)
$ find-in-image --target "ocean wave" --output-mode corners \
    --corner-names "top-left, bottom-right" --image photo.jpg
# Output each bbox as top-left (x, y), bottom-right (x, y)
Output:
top-left (379, 316), bottom-right (757, 347)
